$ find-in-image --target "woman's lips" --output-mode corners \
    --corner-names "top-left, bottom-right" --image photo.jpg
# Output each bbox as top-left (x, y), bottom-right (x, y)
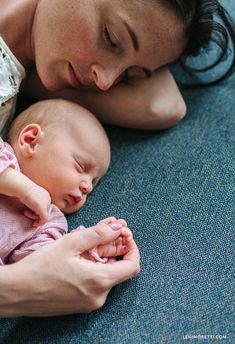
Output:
top-left (68, 63), bottom-right (83, 88)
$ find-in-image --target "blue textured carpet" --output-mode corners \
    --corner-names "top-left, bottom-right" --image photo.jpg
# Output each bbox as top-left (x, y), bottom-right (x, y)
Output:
top-left (0, 1), bottom-right (234, 343)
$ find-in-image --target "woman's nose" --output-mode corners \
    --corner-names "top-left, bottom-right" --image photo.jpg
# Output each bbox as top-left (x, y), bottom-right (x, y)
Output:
top-left (79, 179), bottom-right (92, 195)
top-left (91, 64), bottom-right (121, 91)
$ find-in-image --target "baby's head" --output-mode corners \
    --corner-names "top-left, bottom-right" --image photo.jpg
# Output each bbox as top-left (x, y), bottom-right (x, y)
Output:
top-left (8, 99), bottom-right (111, 213)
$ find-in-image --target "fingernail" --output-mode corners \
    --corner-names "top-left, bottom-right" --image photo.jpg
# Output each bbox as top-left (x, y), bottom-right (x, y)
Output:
top-left (110, 221), bottom-right (123, 231)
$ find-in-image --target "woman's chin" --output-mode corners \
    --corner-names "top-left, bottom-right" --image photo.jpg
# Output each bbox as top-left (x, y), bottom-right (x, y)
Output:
top-left (40, 74), bottom-right (65, 92)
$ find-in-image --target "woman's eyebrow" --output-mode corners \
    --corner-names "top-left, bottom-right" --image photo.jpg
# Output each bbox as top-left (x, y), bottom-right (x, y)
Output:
top-left (123, 20), bottom-right (139, 52)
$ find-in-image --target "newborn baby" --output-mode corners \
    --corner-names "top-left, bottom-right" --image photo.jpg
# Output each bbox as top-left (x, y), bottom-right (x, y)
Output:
top-left (0, 99), bottom-right (133, 264)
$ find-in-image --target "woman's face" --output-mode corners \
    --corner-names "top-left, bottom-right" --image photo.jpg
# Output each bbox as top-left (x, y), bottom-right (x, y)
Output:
top-left (32, 0), bottom-right (185, 91)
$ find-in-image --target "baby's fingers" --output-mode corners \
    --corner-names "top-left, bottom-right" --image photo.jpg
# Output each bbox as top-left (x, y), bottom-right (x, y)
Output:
top-left (104, 239), bottom-right (140, 286)
top-left (121, 227), bottom-right (133, 239)
top-left (23, 209), bottom-right (42, 227)
top-left (23, 209), bottom-right (39, 221)
top-left (36, 202), bottom-right (52, 226)
top-left (35, 212), bottom-right (49, 227)
top-left (23, 208), bottom-right (48, 227)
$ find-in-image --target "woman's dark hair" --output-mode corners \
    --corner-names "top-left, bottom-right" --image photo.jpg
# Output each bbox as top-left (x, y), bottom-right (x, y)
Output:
top-left (165, 0), bottom-right (235, 86)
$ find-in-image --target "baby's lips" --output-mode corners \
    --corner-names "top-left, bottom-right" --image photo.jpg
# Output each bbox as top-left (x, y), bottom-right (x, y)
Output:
top-left (109, 220), bottom-right (123, 231)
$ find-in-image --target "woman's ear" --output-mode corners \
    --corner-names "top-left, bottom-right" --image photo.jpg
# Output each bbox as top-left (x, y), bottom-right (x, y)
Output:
top-left (18, 124), bottom-right (43, 158)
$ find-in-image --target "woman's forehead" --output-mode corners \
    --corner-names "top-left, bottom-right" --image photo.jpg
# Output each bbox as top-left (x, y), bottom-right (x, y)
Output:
top-left (100, 0), bottom-right (185, 69)
top-left (38, 0), bottom-right (185, 71)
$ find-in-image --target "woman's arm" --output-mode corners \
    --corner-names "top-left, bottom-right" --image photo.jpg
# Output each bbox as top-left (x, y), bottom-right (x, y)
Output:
top-left (0, 222), bottom-right (140, 316)
top-left (23, 67), bottom-right (186, 130)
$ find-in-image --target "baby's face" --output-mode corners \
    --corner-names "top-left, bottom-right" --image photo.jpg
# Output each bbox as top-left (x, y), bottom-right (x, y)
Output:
top-left (22, 117), bottom-right (110, 213)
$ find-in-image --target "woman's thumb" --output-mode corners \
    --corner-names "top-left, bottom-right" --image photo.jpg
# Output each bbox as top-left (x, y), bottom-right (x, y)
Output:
top-left (66, 220), bottom-right (123, 253)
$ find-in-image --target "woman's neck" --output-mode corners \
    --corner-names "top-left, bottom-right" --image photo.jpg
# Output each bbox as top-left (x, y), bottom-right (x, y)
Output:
top-left (0, 0), bottom-right (38, 66)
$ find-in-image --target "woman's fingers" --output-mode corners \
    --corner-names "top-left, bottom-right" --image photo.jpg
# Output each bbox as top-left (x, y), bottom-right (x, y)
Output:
top-left (98, 217), bottom-right (117, 224)
top-left (98, 217), bottom-right (127, 228)
top-left (104, 239), bottom-right (140, 286)
top-left (63, 221), bottom-right (123, 253)
top-left (53, 221), bottom-right (140, 298)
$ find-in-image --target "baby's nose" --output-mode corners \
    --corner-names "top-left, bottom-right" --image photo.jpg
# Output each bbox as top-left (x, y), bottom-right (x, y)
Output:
top-left (79, 180), bottom-right (92, 194)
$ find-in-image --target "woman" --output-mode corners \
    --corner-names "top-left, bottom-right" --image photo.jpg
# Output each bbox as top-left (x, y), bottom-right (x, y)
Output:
top-left (0, 0), bottom-right (234, 316)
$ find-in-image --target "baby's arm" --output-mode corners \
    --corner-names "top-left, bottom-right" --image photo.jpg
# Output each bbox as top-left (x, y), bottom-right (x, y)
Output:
top-left (9, 226), bottom-right (65, 263)
top-left (9, 217), bottom-right (133, 264)
top-left (0, 167), bottom-right (51, 226)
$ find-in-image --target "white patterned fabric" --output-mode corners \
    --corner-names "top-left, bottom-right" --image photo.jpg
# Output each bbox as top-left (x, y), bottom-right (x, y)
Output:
top-left (0, 36), bottom-right (25, 138)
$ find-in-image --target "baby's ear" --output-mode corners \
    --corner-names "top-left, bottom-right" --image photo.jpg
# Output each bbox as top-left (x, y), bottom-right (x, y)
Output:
top-left (18, 124), bottom-right (43, 158)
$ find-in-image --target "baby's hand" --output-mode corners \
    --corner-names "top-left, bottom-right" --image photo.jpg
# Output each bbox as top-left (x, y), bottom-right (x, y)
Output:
top-left (20, 183), bottom-right (51, 227)
top-left (94, 225), bottom-right (133, 261)
top-left (81, 217), bottom-right (133, 263)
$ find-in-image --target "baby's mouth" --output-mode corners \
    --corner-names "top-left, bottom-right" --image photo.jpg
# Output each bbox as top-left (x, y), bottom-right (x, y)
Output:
top-left (66, 194), bottom-right (82, 206)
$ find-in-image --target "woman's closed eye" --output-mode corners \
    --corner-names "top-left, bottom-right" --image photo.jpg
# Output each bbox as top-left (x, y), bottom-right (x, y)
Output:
top-left (122, 67), bottom-right (152, 83)
top-left (104, 26), bottom-right (119, 49)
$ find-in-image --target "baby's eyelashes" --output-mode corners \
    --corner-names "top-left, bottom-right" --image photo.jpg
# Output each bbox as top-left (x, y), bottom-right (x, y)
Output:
top-left (75, 161), bottom-right (84, 173)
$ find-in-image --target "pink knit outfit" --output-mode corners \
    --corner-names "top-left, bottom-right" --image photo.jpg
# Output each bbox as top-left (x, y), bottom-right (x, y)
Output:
top-left (0, 138), bottom-right (104, 265)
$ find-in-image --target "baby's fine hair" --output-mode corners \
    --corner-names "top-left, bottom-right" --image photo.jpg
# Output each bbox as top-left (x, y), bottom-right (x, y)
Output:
top-left (7, 99), bottom-right (104, 146)
top-left (161, 0), bottom-right (235, 85)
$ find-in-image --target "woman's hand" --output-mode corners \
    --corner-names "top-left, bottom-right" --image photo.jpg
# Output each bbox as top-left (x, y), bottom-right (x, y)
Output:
top-left (0, 221), bottom-right (140, 316)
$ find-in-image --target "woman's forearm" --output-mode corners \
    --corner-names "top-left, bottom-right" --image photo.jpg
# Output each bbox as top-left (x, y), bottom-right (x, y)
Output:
top-left (23, 67), bottom-right (186, 130)
top-left (0, 264), bottom-right (24, 317)
top-left (76, 67), bottom-right (187, 130)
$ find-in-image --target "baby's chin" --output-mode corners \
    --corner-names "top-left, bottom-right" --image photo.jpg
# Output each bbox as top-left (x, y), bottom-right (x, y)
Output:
top-left (63, 204), bottom-right (83, 214)
top-left (53, 198), bottom-right (85, 214)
